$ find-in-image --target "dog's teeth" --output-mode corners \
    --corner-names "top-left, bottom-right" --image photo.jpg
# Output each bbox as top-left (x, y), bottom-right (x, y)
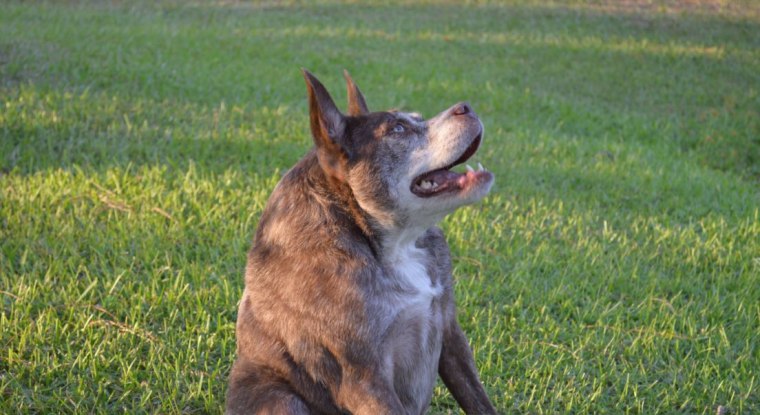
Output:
top-left (419, 180), bottom-right (440, 190)
top-left (466, 164), bottom-right (474, 172)
top-left (477, 162), bottom-right (485, 171)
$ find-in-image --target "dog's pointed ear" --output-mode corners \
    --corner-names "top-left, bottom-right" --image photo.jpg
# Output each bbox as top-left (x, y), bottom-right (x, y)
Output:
top-left (344, 70), bottom-right (369, 117)
top-left (302, 69), bottom-right (349, 181)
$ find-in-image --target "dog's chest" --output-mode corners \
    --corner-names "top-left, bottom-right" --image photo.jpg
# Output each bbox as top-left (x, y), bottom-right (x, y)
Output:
top-left (383, 244), bottom-right (445, 413)
top-left (391, 246), bottom-right (443, 303)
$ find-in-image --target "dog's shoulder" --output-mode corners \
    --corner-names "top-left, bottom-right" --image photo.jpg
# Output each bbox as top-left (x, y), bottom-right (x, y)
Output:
top-left (247, 151), bottom-right (377, 273)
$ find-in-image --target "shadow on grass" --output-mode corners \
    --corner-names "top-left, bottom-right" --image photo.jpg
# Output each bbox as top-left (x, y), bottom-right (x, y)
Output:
top-left (0, 86), bottom-right (310, 178)
top-left (2, 81), bottom-right (756, 230)
top-left (2, 2), bottom-right (758, 198)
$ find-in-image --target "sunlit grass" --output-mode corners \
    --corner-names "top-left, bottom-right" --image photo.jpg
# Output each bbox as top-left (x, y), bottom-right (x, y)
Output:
top-left (1, 1), bottom-right (759, 413)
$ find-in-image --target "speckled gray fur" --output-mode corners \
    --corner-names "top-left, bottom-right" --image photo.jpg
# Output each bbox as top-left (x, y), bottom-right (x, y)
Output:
top-left (226, 71), bottom-right (496, 415)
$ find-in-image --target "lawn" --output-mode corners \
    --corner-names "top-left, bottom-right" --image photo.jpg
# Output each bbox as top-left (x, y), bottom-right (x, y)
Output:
top-left (1, 1), bottom-right (759, 413)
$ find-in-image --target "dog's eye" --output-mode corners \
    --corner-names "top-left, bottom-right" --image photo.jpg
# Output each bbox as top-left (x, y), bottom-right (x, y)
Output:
top-left (391, 124), bottom-right (405, 134)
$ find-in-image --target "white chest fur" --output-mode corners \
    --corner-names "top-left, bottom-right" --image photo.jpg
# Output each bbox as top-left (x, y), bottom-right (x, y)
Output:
top-left (383, 241), bottom-right (445, 413)
top-left (389, 243), bottom-right (443, 301)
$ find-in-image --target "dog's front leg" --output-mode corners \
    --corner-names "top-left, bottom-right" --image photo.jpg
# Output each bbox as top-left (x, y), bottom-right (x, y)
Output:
top-left (439, 319), bottom-right (497, 414)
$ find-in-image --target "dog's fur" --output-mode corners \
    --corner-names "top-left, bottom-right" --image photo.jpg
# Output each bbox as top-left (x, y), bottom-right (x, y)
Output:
top-left (226, 70), bottom-right (496, 415)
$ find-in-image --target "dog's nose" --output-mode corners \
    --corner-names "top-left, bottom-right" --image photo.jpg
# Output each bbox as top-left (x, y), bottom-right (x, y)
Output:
top-left (452, 102), bottom-right (472, 116)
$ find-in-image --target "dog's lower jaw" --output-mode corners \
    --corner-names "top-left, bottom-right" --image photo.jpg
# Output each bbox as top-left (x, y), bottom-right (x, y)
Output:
top-left (387, 183), bottom-right (493, 236)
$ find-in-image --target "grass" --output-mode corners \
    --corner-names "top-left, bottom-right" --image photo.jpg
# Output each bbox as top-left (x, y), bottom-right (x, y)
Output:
top-left (1, 1), bottom-right (759, 413)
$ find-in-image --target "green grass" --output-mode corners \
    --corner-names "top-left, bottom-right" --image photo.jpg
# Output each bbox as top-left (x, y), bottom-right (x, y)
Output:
top-left (1, 1), bottom-right (759, 413)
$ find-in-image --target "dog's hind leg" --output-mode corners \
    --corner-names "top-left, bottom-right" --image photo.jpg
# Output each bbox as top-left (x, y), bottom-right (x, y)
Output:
top-left (229, 389), bottom-right (311, 415)
top-left (226, 383), bottom-right (312, 415)
top-left (226, 364), bottom-right (313, 415)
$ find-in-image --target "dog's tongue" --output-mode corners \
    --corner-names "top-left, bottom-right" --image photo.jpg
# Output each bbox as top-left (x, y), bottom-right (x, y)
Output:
top-left (414, 169), bottom-right (466, 196)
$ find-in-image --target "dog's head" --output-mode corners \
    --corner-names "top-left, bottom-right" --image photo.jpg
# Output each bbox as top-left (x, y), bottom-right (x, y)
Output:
top-left (303, 70), bottom-right (494, 238)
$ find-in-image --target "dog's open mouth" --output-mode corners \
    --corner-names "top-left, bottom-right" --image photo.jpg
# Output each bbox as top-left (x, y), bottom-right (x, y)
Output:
top-left (411, 133), bottom-right (493, 198)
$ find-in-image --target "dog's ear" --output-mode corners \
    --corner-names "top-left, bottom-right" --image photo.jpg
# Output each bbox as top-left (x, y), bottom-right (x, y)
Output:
top-left (343, 70), bottom-right (369, 116)
top-left (302, 69), bottom-right (349, 182)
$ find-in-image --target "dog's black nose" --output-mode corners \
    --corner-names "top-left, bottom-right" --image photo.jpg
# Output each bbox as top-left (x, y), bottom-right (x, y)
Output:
top-left (452, 102), bottom-right (471, 116)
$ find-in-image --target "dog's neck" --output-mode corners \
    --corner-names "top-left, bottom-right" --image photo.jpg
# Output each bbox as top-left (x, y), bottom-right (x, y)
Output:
top-left (380, 225), bottom-right (427, 259)
top-left (307, 152), bottom-right (384, 256)
top-left (307, 151), bottom-right (448, 262)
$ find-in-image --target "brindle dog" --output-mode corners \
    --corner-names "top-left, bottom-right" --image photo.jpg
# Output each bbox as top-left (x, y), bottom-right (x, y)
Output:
top-left (227, 70), bottom-right (496, 415)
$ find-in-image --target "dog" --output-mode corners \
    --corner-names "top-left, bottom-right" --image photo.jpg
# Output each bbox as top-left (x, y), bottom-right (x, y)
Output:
top-left (226, 70), bottom-right (497, 415)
